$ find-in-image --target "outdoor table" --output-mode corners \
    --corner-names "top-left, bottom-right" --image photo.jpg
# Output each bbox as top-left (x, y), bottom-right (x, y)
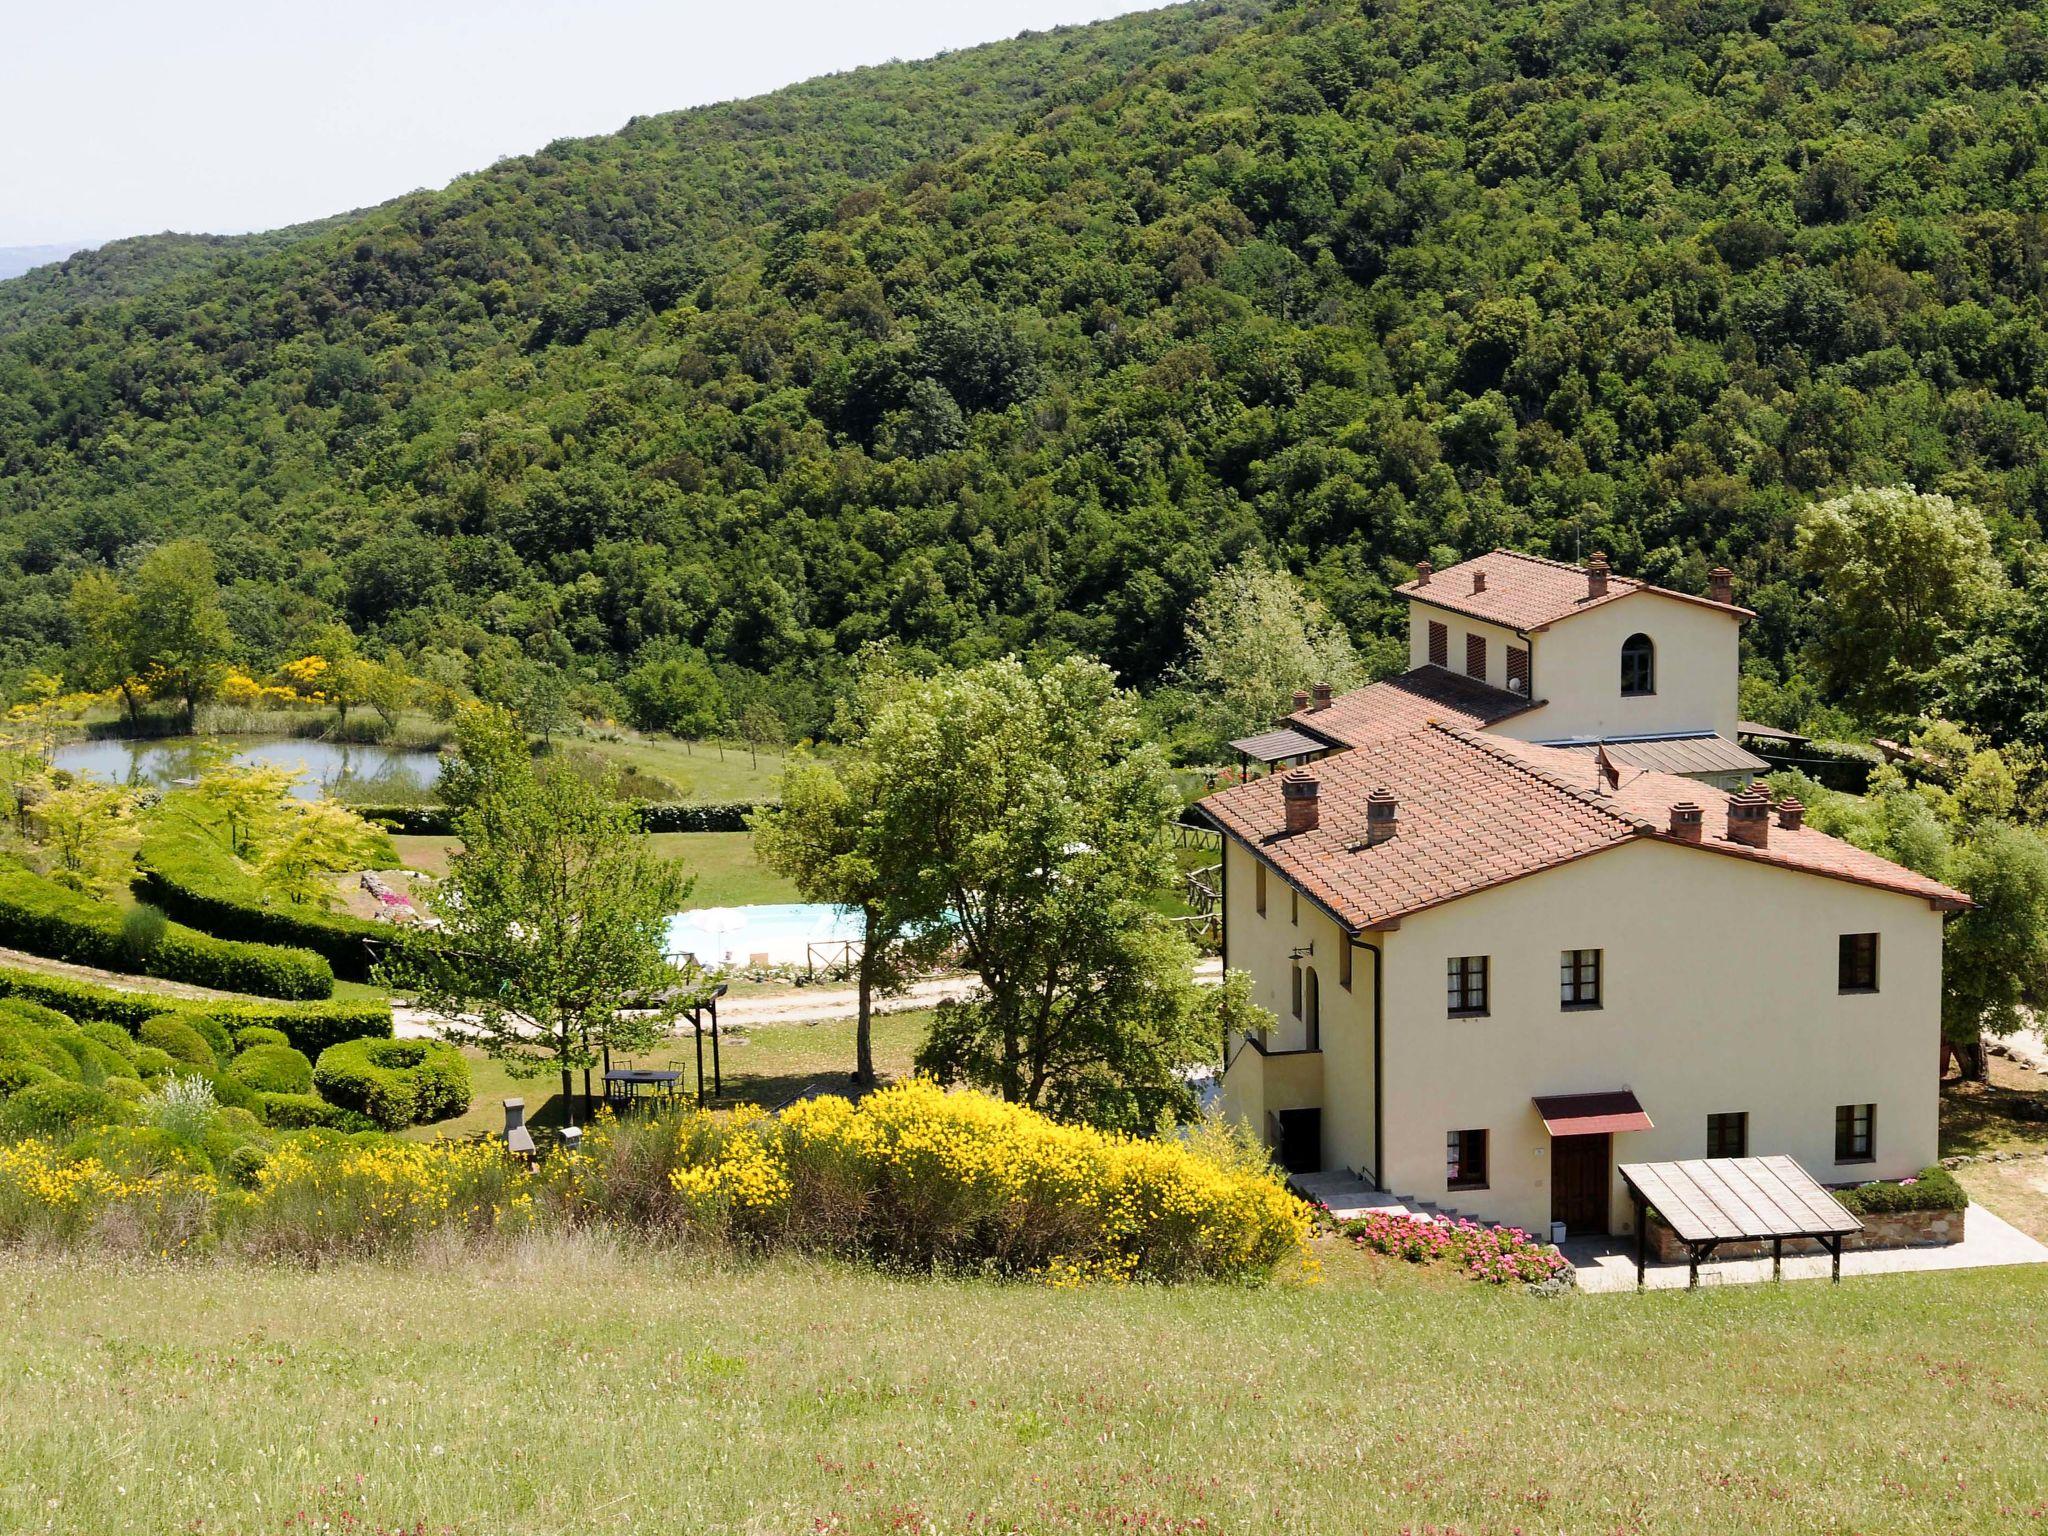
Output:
top-left (603, 1069), bottom-right (683, 1107)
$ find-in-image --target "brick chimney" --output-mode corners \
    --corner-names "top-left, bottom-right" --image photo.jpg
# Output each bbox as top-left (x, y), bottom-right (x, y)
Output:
top-left (1726, 785), bottom-right (1770, 849)
top-left (1472, 569), bottom-right (1488, 594)
top-left (1775, 796), bottom-right (1805, 831)
top-left (1282, 769), bottom-right (1320, 835)
top-left (1291, 689), bottom-right (1310, 713)
top-left (1310, 682), bottom-right (1333, 712)
top-left (1668, 801), bottom-right (1704, 844)
top-left (1364, 786), bottom-right (1399, 846)
top-left (1415, 560), bottom-right (1433, 586)
top-left (1587, 552), bottom-right (1610, 600)
top-left (1709, 566), bottom-right (1734, 606)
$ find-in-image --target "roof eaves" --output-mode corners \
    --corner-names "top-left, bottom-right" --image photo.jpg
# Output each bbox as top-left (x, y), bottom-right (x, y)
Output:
top-left (1639, 828), bottom-right (1975, 912)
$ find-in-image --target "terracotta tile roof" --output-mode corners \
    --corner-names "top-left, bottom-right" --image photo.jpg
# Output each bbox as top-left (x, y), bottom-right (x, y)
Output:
top-left (1195, 725), bottom-right (1970, 932)
top-left (1288, 666), bottom-right (1539, 748)
top-left (1397, 550), bottom-right (1752, 631)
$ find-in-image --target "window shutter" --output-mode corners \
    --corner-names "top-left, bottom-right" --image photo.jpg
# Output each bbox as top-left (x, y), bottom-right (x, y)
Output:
top-left (1428, 620), bottom-right (1448, 667)
top-left (1465, 632), bottom-right (1486, 680)
top-left (1507, 645), bottom-right (1529, 693)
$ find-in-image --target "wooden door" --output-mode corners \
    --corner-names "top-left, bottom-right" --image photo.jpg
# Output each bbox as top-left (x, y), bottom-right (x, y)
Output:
top-left (1551, 1133), bottom-right (1610, 1235)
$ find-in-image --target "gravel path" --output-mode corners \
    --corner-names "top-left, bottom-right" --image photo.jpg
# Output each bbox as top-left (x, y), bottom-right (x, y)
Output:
top-left (0, 945), bottom-right (245, 1002)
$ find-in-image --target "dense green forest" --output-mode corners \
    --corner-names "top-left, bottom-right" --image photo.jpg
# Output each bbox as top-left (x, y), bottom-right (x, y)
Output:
top-left (2, 0), bottom-right (2045, 740)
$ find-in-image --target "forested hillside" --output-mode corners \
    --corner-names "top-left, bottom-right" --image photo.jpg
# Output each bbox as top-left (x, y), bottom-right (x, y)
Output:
top-left (2, 0), bottom-right (2045, 736)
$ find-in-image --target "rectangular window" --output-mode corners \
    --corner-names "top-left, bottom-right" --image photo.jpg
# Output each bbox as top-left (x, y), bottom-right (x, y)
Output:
top-left (1446, 1129), bottom-right (1489, 1190)
top-left (1290, 888), bottom-right (1298, 926)
top-left (1839, 933), bottom-right (1879, 993)
top-left (1291, 964), bottom-right (1303, 1020)
top-left (1428, 620), bottom-right (1448, 667)
top-left (1339, 939), bottom-right (1353, 991)
top-left (1707, 1112), bottom-right (1748, 1159)
top-left (1560, 948), bottom-right (1602, 1009)
top-left (1465, 632), bottom-right (1487, 681)
top-left (1506, 645), bottom-right (1530, 694)
top-left (1446, 956), bottom-right (1489, 1016)
top-left (1255, 862), bottom-right (1266, 916)
top-left (1835, 1103), bottom-right (1875, 1163)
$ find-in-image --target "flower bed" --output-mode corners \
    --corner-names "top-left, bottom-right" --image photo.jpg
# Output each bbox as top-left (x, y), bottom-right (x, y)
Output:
top-left (1336, 1210), bottom-right (1572, 1287)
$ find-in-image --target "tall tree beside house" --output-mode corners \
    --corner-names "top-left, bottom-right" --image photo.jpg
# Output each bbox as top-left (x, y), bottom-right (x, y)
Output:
top-left (1941, 822), bottom-right (2048, 1077)
top-left (855, 655), bottom-right (1220, 1131)
top-left (1179, 553), bottom-right (1368, 753)
top-left (379, 705), bottom-right (692, 1124)
top-left (129, 540), bottom-right (237, 726)
top-left (1795, 487), bottom-right (2006, 719)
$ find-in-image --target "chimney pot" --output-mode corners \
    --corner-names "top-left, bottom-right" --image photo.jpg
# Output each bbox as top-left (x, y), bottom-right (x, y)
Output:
top-left (1415, 560), bottom-right (1433, 586)
top-left (1364, 786), bottom-right (1400, 846)
top-left (1709, 566), bottom-right (1734, 606)
top-left (1282, 769), bottom-right (1321, 834)
top-left (1310, 682), bottom-right (1333, 712)
top-left (1726, 785), bottom-right (1771, 849)
top-left (1775, 796), bottom-right (1805, 831)
top-left (1668, 801), bottom-right (1704, 844)
top-left (1472, 569), bottom-right (1487, 594)
top-left (1291, 689), bottom-right (1310, 712)
top-left (1587, 551), bottom-right (1610, 600)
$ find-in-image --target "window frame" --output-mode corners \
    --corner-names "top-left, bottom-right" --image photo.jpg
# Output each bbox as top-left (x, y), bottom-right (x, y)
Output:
top-left (1303, 967), bottom-right (1320, 1051)
top-left (1620, 632), bottom-right (1655, 697)
top-left (1255, 862), bottom-right (1266, 917)
top-left (1838, 932), bottom-right (1879, 994)
top-left (1446, 1128), bottom-right (1489, 1191)
top-left (1559, 948), bottom-right (1602, 1010)
top-left (1339, 938), bottom-right (1352, 992)
top-left (1446, 955), bottom-right (1490, 1018)
top-left (1291, 963), bottom-right (1303, 1021)
top-left (1835, 1102), bottom-right (1876, 1164)
top-left (1428, 619), bottom-right (1448, 668)
top-left (1465, 632), bottom-right (1487, 681)
top-left (1706, 1111), bottom-right (1748, 1159)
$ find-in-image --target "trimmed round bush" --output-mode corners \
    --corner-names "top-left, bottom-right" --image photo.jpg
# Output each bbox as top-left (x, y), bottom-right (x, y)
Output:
top-left (0, 1058), bottom-right (60, 1096)
top-left (0, 997), bottom-right (75, 1032)
top-left (233, 1025), bottom-right (290, 1052)
top-left (81, 1020), bottom-right (140, 1063)
top-left (228, 1043), bottom-right (314, 1095)
top-left (138, 1016), bottom-right (217, 1073)
top-left (221, 1143), bottom-right (269, 1188)
top-left (131, 1046), bottom-right (176, 1079)
top-left (204, 1071), bottom-right (264, 1117)
top-left (0, 1080), bottom-right (132, 1138)
top-left (258, 1092), bottom-right (348, 1129)
top-left (181, 1013), bottom-right (235, 1065)
top-left (66, 1124), bottom-right (211, 1177)
top-left (101, 1075), bottom-right (144, 1102)
top-left (312, 1038), bottom-right (471, 1129)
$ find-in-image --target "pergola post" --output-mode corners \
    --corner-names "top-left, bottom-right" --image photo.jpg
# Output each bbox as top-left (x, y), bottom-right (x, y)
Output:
top-left (1827, 1233), bottom-right (1842, 1283)
top-left (1633, 1190), bottom-right (1648, 1290)
top-left (1772, 1235), bottom-right (1783, 1282)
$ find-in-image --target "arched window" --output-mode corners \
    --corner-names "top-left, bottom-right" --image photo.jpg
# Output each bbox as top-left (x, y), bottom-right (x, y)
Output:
top-left (1304, 968), bottom-right (1320, 1051)
top-left (1621, 632), bottom-right (1655, 696)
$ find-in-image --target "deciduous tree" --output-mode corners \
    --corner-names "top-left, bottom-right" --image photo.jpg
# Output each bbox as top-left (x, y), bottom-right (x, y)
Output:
top-left (1179, 553), bottom-right (1365, 753)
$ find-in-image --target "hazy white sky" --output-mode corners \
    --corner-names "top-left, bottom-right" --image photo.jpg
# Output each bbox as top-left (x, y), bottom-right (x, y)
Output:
top-left (0, 0), bottom-right (1155, 247)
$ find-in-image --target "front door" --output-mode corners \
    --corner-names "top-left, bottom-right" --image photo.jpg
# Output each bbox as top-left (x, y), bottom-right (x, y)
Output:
top-left (1551, 1133), bottom-right (1611, 1235)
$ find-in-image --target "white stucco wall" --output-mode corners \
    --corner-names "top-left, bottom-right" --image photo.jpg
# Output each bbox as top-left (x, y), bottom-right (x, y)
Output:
top-left (1405, 601), bottom-right (1531, 696)
top-left (1488, 591), bottom-right (1741, 743)
top-left (1372, 838), bottom-right (1945, 1236)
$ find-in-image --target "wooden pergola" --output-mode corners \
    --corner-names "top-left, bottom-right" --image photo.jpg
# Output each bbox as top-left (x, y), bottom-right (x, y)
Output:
top-left (1619, 1156), bottom-right (1863, 1289)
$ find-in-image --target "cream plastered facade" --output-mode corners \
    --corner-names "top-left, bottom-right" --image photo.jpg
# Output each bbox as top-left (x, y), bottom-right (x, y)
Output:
top-left (1222, 833), bottom-right (1944, 1236)
top-left (1406, 589), bottom-right (1742, 745)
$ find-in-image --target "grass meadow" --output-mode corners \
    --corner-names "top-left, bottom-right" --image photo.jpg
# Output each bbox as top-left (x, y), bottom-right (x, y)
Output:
top-left (2, 1241), bottom-right (2045, 1534)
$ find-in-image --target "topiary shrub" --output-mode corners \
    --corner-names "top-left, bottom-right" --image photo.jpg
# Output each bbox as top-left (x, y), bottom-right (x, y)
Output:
top-left (0, 1058), bottom-right (61, 1096)
top-left (233, 1026), bottom-right (290, 1052)
top-left (131, 1046), bottom-right (176, 1079)
top-left (81, 1020), bottom-right (139, 1063)
top-left (101, 1075), bottom-right (144, 1103)
top-left (138, 1016), bottom-right (216, 1073)
top-left (65, 1123), bottom-right (212, 1177)
top-left (204, 1071), bottom-right (264, 1117)
top-left (312, 1038), bottom-right (471, 1129)
top-left (258, 1092), bottom-right (348, 1129)
top-left (220, 1143), bottom-right (269, 1188)
top-left (1835, 1166), bottom-right (1968, 1215)
top-left (228, 1043), bottom-right (314, 1095)
top-left (180, 1013), bottom-right (235, 1065)
top-left (0, 1080), bottom-right (133, 1138)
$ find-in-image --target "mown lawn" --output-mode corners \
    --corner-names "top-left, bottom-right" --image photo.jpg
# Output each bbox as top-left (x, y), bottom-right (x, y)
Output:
top-left (393, 830), bottom-right (795, 909)
top-left (1939, 1057), bottom-right (2048, 1158)
top-left (573, 733), bottom-right (791, 802)
top-left (2, 1243), bottom-right (2044, 1534)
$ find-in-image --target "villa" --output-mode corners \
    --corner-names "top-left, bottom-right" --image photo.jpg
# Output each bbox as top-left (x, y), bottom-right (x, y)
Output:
top-left (1196, 551), bottom-right (1971, 1241)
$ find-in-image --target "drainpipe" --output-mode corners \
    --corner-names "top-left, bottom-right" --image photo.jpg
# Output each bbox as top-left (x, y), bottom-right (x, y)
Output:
top-left (1353, 935), bottom-right (1384, 1190)
top-left (1217, 841), bottom-right (1230, 1073)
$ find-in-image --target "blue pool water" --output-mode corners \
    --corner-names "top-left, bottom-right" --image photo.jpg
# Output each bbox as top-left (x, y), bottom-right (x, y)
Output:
top-left (664, 903), bottom-right (865, 970)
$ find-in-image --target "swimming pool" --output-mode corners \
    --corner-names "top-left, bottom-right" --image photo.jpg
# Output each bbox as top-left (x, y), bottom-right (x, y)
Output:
top-left (664, 903), bottom-right (865, 970)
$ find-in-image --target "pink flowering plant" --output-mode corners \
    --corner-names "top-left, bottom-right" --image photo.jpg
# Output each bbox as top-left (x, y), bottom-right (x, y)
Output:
top-left (1337, 1210), bottom-right (1571, 1287)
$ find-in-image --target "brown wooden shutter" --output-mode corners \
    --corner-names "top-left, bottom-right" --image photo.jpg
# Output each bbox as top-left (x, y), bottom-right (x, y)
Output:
top-left (1465, 632), bottom-right (1486, 680)
top-left (1507, 645), bottom-right (1529, 693)
top-left (1428, 620), bottom-right (1448, 667)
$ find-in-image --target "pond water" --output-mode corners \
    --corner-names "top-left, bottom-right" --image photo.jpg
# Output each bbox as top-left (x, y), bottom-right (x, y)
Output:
top-left (664, 903), bottom-right (865, 970)
top-left (50, 736), bottom-right (444, 802)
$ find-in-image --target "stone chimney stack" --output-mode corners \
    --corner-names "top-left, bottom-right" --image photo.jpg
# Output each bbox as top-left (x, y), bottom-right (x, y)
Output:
top-left (1709, 566), bottom-right (1734, 606)
top-left (1415, 560), bottom-right (1433, 585)
top-left (1282, 769), bottom-right (1321, 835)
top-left (1472, 569), bottom-right (1487, 594)
top-left (1668, 802), bottom-right (1704, 844)
top-left (1364, 786), bottom-right (1399, 846)
top-left (1587, 552), bottom-right (1610, 600)
top-left (1776, 796), bottom-right (1805, 831)
top-left (1726, 785), bottom-right (1771, 849)
top-left (1291, 689), bottom-right (1310, 713)
top-left (1310, 682), bottom-right (1333, 712)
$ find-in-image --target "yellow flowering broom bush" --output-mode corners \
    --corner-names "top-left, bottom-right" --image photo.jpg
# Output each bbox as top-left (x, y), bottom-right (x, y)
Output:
top-left (0, 1139), bottom-right (214, 1253)
top-left (657, 1081), bottom-right (1311, 1282)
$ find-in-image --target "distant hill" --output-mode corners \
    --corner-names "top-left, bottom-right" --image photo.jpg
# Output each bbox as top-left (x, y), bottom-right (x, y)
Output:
top-left (0, 245), bottom-right (87, 281)
top-left (0, 0), bottom-right (2043, 735)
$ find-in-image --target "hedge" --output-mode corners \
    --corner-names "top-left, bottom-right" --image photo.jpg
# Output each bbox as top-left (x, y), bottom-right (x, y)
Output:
top-left (312, 1037), bottom-right (471, 1130)
top-left (1834, 1166), bottom-right (1968, 1215)
top-left (349, 801), bottom-right (766, 836)
top-left (226, 1042), bottom-right (315, 1095)
top-left (0, 964), bottom-right (392, 1055)
top-left (0, 861), bottom-right (332, 1000)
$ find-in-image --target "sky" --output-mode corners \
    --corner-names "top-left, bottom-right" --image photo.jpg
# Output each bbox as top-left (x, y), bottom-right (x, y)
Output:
top-left (0, 0), bottom-right (1158, 248)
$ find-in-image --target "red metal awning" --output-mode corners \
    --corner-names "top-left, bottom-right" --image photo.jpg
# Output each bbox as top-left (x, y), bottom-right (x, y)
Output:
top-left (1533, 1090), bottom-right (1653, 1136)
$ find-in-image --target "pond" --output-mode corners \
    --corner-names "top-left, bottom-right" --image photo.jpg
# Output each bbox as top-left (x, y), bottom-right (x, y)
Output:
top-left (665, 903), bottom-right (865, 970)
top-left (50, 736), bottom-right (444, 802)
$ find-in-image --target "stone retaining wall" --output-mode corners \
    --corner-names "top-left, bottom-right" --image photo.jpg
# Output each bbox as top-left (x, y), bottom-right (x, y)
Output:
top-left (1648, 1204), bottom-right (1964, 1263)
